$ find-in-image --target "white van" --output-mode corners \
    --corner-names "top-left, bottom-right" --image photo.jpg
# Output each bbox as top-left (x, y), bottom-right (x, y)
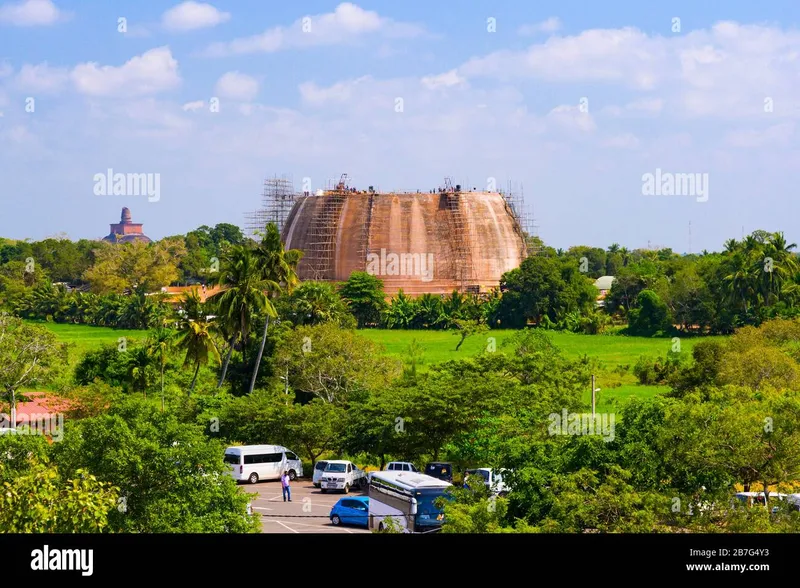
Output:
top-left (224, 445), bottom-right (304, 484)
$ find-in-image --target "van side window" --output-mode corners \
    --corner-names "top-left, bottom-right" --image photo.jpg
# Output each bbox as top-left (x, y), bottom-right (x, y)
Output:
top-left (264, 453), bottom-right (283, 463)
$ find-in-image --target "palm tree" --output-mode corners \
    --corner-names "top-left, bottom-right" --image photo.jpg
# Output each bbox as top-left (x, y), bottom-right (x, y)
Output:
top-left (177, 318), bottom-right (221, 392)
top-left (125, 346), bottom-right (152, 398)
top-left (249, 223), bottom-right (302, 395)
top-left (208, 245), bottom-right (271, 388)
top-left (147, 326), bottom-right (175, 410)
top-left (607, 243), bottom-right (620, 254)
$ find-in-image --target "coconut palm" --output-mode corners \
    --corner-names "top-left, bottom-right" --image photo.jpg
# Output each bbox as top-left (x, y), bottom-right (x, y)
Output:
top-left (248, 223), bottom-right (302, 395)
top-left (177, 318), bottom-right (220, 393)
top-left (147, 326), bottom-right (175, 410)
top-left (208, 245), bottom-right (272, 388)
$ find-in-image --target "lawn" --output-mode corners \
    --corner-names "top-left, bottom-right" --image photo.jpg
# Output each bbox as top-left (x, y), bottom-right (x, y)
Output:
top-left (30, 322), bottom-right (145, 368)
top-left (31, 322), bottom-right (727, 412)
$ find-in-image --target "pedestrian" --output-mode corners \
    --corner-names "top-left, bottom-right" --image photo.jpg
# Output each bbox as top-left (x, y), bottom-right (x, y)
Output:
top-left (281, 470), bottom-right (291, 502)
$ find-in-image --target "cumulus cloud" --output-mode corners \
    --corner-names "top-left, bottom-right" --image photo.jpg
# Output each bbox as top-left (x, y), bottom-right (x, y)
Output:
top-left (202, 2), bottom-right (425, 57)
top-left (0, 0), bottom-right (67, 26)
top-left (71, 47), bottom-right (181, 97)
top-left (162, 1), bottom-right (230, 32)
top-left (518, 17), bottom-right (562, 36)
top-left (182, 100), bottom-right (206, 112)
top-left (14, 62), bottom-right (69, 93)
top-left (420, 69), bottom-right (466, 90)
top-left (214, 71), bottom-right (259, 101)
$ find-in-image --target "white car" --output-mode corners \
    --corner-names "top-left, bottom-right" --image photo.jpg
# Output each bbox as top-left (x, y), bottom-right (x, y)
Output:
top-left (223, 445), bottom-right (304, 484)
top-left (312, 460), bottom-right (330, 488)
top-left (319, 460), bottom-right (367, 493)
top-left (369, 461), bottom-right (418, 481)
top-left (464, 468), bottom-right (511, 496)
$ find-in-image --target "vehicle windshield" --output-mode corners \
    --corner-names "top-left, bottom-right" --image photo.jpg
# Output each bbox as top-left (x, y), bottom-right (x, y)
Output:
top-left (325, 463), bottom-right (347, 473)
top-left (315, 462), bottom-right (328, 471)
top-left (223, 454), bottom-right (239, 464)
top-left (414, 490), bottom-right (451, 525)
top-left (466, 469), bottom-right (489, 481)
top-left (427, 464), bottom-right (451, 476)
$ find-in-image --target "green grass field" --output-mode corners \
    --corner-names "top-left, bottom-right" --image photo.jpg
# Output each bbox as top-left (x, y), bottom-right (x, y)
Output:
top-left (31, 322), bottom-right (726, 413)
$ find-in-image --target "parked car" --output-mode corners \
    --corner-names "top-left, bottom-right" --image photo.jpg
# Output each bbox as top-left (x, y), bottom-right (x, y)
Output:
top-left (330, 496), bottom-right (369, 527)
top-left (312, 460), bottom-right (330, 488)
top-left (223, 445), bottom-right (304, 484)
top-left (386, 461), bottom-right (418, 472)
top-left (464, 468), bottom-right (510, 496)
top-left (320, 460), bottom-right (367, 493)
top-left (733, 491), bottom-right (787, 513)
top-left (424, 462), bottom-right (453, 483)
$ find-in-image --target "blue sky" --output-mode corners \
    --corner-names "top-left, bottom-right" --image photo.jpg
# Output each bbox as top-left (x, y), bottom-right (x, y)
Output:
top-left (1, 0), bottom-right (799, 252)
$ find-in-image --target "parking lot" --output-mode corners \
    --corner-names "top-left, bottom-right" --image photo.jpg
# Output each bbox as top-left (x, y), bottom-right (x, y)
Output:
top-left (244, 479), bottom-right (371, 534)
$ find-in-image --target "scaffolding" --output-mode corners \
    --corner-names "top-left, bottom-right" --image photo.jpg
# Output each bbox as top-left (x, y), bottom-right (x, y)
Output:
top-left (441, 177), bottom-right (476, 292)
top-left (245, 175), bottom-right (296, 239)
top-left (305, 174), bottom-right (349, 280)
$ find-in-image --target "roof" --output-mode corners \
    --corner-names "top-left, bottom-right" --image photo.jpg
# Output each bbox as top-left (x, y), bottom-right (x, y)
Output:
top-left (594, 276), bottom-right (616, 290)
top-left (225, 445), bottom-right (284, 453)
top-left (370, 470), bottom-right (452, 489)
top-left (338, 496), bottom-right (369, 503)
top-left (324, 459), bottom-right (353, 464)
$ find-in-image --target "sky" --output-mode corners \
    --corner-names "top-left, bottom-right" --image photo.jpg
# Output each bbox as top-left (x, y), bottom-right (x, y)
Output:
top-left (1, 0), bottom-right (799, 253)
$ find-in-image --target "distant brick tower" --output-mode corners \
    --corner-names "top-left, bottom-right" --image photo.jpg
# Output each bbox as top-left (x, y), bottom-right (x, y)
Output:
top-left (103, 207), bottom-right (152, 243)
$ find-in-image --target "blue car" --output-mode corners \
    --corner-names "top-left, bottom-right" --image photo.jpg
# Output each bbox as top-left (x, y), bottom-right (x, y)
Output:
top-left (329, 496), bottom-right (369, 527)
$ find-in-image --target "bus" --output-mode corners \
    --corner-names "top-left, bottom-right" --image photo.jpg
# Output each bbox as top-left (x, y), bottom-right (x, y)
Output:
top-left (367, 471), bottom-right (453, 533)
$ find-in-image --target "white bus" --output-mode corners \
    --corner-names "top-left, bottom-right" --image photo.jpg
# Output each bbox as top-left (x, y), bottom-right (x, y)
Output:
top-left (223, 445), bottom-right (303, 484)
top-left (367, 471), bottom-right (453, 533)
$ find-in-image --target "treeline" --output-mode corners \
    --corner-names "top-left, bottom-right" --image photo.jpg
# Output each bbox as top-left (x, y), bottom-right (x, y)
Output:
top-left (2, 225), bottom-right (799, 337)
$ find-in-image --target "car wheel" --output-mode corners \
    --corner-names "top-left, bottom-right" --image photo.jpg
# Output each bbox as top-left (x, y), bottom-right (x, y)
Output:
top-left (331, 515), bottom-right (341, 526)
top-left (378, 522), bottom-right (385, 532)
top-left (314, 483), bottom-right (320, 488)
top-left (360, 478), bottom-right (368, 489)
top-left (248, 473), bottom-right (259, 484)
top-left (344, 484), bottom-right (350, 494)
top-left (288, 469), bottom-right (297, 481)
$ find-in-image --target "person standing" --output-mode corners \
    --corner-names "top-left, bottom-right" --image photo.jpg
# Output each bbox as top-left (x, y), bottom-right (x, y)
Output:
top-left (281, 470), bottom-right (291, 502)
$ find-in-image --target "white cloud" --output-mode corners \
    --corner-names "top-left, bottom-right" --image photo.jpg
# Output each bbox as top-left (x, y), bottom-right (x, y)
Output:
top-left (547, 104), bottom-right (596, 132)
top-left (182, 100), bottom-right (205, 112)
top-left (299, 76), bottom-right (371, 106)
top-left (602, 98), bottom-right (664, 117)
top-left (202, 2), bottom-right (424, 57)
top-left (14, 62), bottom-right (69, 93)
top-left (602, 133), bottom-right (640, 149)
top-left (518, 17), bottom-right (562, 36)
top-left (0, 62), bottom-right (12, 78)
top-left (214, 71), bottom-right (259, 101)
top-left (0, 0), bottom-right (66, 26)
top-left (725, 122), bottom-right (795, 148)
top-left (420, 69), bottom-right (466, 90)
top-left (162, 1), bottom-right (230, 32)
top-left (71, 47), bottom-right (181, 97)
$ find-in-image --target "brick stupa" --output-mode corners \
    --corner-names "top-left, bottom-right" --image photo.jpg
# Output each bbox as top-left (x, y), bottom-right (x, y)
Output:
top-left (103, 207), bottom-right (152, 243)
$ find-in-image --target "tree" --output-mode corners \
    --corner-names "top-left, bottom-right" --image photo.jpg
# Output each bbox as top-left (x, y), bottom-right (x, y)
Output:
top-left (51, 399), bottom-right (260, 533)
top-left (627, 289), bottom-right (671, 336)
top-left (249, 223), bottom-right (302, 395)
top-left (286, 399), bottom-right (347, 468)
top-left (0, 316), bottom-right (65, 423)
top-left (452, 318), bottom-right (488, 351)
top-left (147, 327), bottom-right (176, 410)
top-left (177, 319), bottom-right (220, 392)
top-left (273, 323), bottom-right (401, 404)
top-left (338, 271), bottom-right (386, 327)
top-left (208, 245), bottom-right (271, 388)
top-left (280, 281), bottom-right (355, 328)
top-left (82, 238), bottom-right (187, 295)
top-left (0, 461), bottom-right (118, 533)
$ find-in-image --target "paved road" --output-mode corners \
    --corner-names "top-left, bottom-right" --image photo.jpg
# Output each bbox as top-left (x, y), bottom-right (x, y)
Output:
top-left (244, 479), bottom-right (371, 534)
